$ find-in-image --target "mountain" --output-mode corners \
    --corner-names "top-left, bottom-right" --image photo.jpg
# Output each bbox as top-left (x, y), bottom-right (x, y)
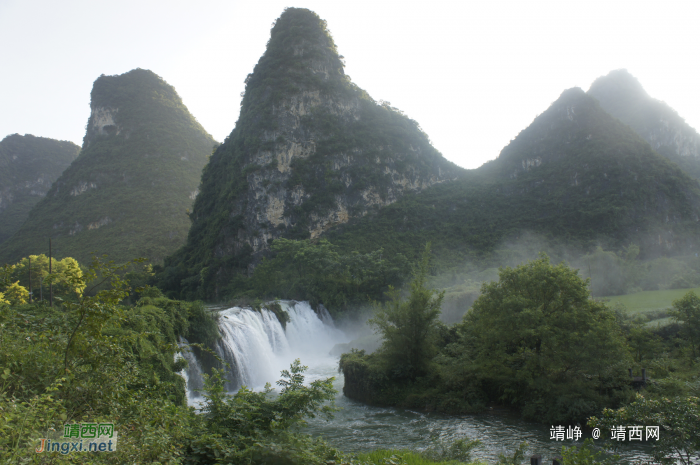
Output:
top-left (326, 88), bottom-right (700, 267)
top-left (588, 69), bottom-right (700, 179)
top-left (0, 69), bottom-right (215, 266)
top-left (0, 134), bottom-right (80, 244)
top-left (160, 8), bottom-right (462, 299)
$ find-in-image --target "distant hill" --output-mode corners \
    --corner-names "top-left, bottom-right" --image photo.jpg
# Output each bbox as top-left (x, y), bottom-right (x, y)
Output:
top-left (159, 8), bottom-right (462, 300)
top-left (0, 69), bottom-right (216, 265)
top-left (588, 69), bottom-right (700, 180)
top-left (326, 88), bottom-right (700, 267)
top-left (0, 134), bottom-right (79, 244)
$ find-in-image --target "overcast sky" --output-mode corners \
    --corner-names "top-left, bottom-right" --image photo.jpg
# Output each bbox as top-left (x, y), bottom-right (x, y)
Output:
top-left (1, 0), bottom-right (699, 169)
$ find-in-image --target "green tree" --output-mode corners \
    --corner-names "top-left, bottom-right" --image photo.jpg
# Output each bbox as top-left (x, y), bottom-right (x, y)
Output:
top-left (2, 281), bottom-right (28, 305)
top-left (251, 238), bottom-right (409, 311)
top-left (670, 291), bottom-right (700, 359)
top-left (369, 243), bottom-right (444, 378)
top-left (12, 254), bottom-right (85, 300)
top-left (627, 319), bottom-right (664, 364)
top-left (187, 359), bottom-right (341, 464)
top-left (560, 439), bottom-right (619, 464)
top-left (590, 394), bottom-right (700, 465)
top-left (458, 254), bottom-right (631, 422)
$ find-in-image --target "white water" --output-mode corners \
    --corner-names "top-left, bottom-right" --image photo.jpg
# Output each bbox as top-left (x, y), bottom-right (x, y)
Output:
top-left (179, 301), bottom-right (656, 464)
top-left (180, 300), bottom-right (347, 396)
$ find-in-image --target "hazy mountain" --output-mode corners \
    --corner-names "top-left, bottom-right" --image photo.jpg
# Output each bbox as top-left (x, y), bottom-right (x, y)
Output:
top-left (160, 8), bottom-right (462, 299)
top-left (326, 88), bottom-right (700, 266)
top-left (588, 69), bottom-right (700, 180)
top-left (0, 69), bottom-right (216, 265)
top-left (0, 134), bottom-right (80, 245)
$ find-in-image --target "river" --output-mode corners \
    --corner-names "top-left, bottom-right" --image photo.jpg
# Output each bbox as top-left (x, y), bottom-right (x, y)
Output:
top-left (183, 302), bottom-right (657, 464)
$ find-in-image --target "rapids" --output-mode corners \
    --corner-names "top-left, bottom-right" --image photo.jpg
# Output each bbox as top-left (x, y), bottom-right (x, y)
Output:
top-left (180, 301), bottom-right (655, 463)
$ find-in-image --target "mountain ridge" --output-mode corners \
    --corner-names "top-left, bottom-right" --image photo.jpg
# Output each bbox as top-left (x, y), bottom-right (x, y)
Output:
top-left (0, 69), bottom-right (216, 265)
top-left (588, 69), bottom-right (700, 179)
top-left (325, 86), bottom-right (700, 268)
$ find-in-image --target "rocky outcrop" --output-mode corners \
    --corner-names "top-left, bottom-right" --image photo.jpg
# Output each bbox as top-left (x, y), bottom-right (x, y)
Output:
top-left (165, 8), bottom-right (462, 299)
top-left (0, 69), bottom-right (215, 265)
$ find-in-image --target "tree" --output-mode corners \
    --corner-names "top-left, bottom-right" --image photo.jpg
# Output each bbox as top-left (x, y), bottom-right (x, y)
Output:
top-left (670, 291), bottom-right (700, 359)
top-left (369, 243), bottom-right (444, 378)
top-left (591, 394), bottom-right (700, 465)
top-left (459, 254), bottom-right (631, 422)
top-left (187, 360), bottom-right (341, 464)
top-left (2, 281), bottom-right (28, 305)
top-left (12, 254), bottom-right (85, 299)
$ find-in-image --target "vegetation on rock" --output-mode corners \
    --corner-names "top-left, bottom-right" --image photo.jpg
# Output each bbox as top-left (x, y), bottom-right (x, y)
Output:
top-left (0, 134), bottom-right (80, 244)
top-left (159, 7), bottom-right (461, 301)
top-left (0, 69), bottom-right (215, 266)
top-left (325, 88), bottom-right (700, 283)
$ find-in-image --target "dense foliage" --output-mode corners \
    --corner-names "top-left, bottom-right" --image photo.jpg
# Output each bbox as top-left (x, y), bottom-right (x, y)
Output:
top-left (0, 69), bottom-right (215, 266)
top-left (591, 395), bottom-right (700, 465)
top-left (342, 255), bottom-right (634, 423)
top-left (0, 134), bottom-right (80, 245)
top-left (447, 255), bottom-right (631, 423)
top-left (249, 238), bottom-right (410, 312)
top-left (368, 244), bottom-right (444, 378)
top-left (0, 255), bottom-right (352, 464)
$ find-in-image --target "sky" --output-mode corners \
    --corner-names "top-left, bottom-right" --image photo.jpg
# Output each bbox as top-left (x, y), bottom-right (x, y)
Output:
top-left (1, 0), bottom-right (699, 170)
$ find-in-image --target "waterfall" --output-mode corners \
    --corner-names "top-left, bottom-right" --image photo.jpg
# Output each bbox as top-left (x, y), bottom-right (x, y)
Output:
top-left (177, 336), bottom-right (205, 405)
top-left (179, 300), bottom-right (347, 402)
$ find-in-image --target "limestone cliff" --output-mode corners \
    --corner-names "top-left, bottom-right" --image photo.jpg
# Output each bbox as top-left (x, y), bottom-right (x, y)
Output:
top-left (0, 69), bottom-right (215, 265)
top-left (0, 134), bottom-right (80, 244)
top-left (163, 8), bottom-right (462, 299)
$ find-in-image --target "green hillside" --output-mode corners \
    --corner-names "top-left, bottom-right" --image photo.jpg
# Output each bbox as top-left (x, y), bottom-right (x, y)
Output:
top-left (0, 69), bottom-right (216, 265)
top-left (0, 134), bottom-right (80, 244)
top-left (326, 88), bottom-right (700, 270)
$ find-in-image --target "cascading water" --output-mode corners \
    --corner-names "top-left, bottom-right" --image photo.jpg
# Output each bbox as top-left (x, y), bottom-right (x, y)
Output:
top-left (181, 300), bottom-right (348, 399)
top-left (178, 301), bottom-right (656, 463)
top-left (177, 337), bottom-right (205, 405)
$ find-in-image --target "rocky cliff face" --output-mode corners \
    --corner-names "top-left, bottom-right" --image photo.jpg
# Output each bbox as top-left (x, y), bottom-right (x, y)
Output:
top-left (0, 69), bottom-right (215, 265)
top-left (588, 69), bottom-right (700, 179)
top-left (164, 8), bottom-right (462, 299)
top-left (0, 134), bottom-right (80, 244)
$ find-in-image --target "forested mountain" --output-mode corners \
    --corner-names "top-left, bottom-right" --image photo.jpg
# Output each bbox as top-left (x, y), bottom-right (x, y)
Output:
top-left (160, 8), bottom-right (462, 299)
top-left (326, 87), bottom-right (700, 268)
top-left (0, 69), bottom-right (215, 265)
top-left (588, 69), bottom-right (700, 180)
top-left (0, 134), bottom-right (79, 244)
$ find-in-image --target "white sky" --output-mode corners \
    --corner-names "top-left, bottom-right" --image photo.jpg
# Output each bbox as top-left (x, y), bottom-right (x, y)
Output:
top-left (1, 0), bottom-right (699, 169)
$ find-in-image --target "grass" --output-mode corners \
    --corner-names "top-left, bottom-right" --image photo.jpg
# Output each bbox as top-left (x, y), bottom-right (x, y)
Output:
top-left (603, 286), bottom-right (700, 315)
top-left (354, 449), bottom-right (484, 465)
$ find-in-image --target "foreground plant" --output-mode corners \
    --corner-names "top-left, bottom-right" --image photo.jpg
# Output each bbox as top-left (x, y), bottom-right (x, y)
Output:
top-left (590, 394), bottom-right (700, 465)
